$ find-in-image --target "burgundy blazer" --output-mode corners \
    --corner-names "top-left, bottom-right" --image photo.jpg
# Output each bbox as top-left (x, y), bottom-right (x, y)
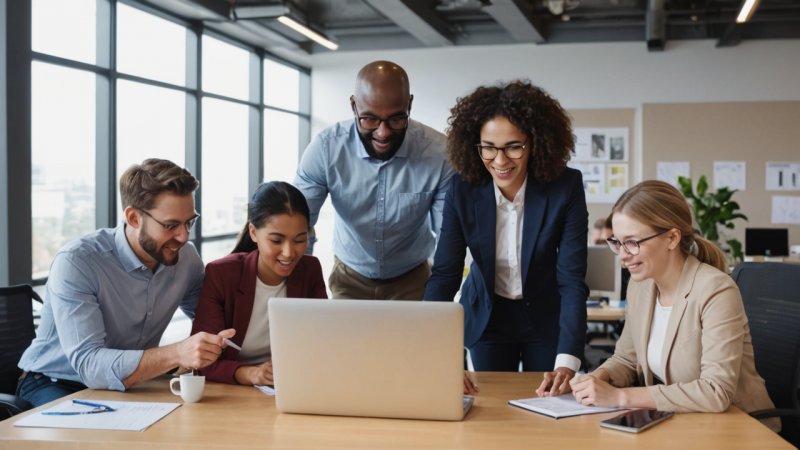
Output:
top-left (191, 250), bottom-right (327, 384)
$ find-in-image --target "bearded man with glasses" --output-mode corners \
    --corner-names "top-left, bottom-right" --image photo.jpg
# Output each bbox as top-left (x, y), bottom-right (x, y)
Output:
top-left (295, 60), bottom-right (454, 300)
top-left (18, 159), bottom-right (234, 406)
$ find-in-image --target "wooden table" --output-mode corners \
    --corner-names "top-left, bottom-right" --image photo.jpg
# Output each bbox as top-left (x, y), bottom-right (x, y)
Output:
top-left (0, 372), bottom-right (790, 449)
top-left (587, 304), bottom-right (626, 322)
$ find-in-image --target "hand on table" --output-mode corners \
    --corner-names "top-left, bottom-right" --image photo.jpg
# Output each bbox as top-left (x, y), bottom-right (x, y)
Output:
top-left (464, 372), bottom-right (479, 395)
top-left (535, 366), bottom-right (576, 397)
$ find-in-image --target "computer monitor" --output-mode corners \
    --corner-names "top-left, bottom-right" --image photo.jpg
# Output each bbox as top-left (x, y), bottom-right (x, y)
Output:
top-left (745, 228), bottom-right (789, 256)
top-left (585, 245), bottom-right (621, 300)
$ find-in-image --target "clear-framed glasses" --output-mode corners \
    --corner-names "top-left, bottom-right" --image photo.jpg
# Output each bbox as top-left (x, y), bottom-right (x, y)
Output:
top-left (352, 104), bottom-right (409, 131)
top-left (606, 229), bottom-right (670, 256)
top-left (138, 208), bottom-right (199, 233)
top-left (476, 141), bottom-right (528, 160)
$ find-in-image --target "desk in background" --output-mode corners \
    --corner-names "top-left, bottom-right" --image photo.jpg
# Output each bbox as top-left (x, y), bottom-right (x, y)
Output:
top-left (0, 372), bottom-right (789, 449)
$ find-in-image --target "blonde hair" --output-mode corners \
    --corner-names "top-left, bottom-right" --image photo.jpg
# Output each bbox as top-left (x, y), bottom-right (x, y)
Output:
top-left (611, 180), bottom-right (727, 272)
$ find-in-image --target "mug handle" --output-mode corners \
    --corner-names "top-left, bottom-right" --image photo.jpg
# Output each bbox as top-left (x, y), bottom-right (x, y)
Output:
top-left (170, 377), bottom-right (182, 396)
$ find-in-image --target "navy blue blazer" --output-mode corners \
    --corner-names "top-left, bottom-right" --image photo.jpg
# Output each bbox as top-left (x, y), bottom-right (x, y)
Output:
top-left (424, 168), bottom-right (589, 358)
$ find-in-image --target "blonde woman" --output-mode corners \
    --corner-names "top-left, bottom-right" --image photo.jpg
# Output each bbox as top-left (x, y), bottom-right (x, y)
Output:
top-left (538, 180), bottom-right (779, 432)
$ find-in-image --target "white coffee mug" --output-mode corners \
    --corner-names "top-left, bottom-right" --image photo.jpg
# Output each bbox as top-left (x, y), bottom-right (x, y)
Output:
top-left (170, 374), bottom-right (205, 403)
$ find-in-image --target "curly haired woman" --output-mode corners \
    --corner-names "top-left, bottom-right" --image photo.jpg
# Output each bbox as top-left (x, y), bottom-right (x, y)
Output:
top-left (424, 80), bottom-right (588, 394)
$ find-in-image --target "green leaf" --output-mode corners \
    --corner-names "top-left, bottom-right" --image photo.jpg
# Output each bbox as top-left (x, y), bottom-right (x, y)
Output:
top-left (697, 175), bottom-right (708, 197)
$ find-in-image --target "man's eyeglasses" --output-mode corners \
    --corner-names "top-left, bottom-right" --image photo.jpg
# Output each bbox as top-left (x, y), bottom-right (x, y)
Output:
top-left (353, 104), bottom-right (409, 131)
top-left (476, 141), bottom-right (528, 160)
top-left (138, 208), bottom-right (199, 233)
top-left (606, 229), bottom-right (670, 256)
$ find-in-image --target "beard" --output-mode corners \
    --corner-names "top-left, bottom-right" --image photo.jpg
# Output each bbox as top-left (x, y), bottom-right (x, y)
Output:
top-left (139, 222), bottom-right (181, 267)
top-left (357, 126), bottom-right (407, 161)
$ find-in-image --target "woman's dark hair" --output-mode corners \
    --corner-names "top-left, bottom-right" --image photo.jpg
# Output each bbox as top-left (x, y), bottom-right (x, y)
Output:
top-left (231, 181), bottom-right (311, 254)
top-left (446, 80), bottom-right (574, 185)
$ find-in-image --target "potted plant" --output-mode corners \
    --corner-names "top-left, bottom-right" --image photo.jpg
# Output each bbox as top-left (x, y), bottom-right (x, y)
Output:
top-left (678, 175), bottom-right (748, 264)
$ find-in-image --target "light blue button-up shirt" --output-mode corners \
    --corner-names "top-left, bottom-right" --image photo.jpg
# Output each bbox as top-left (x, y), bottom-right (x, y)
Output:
top-left (18, 224), bottom-right (204, 391)
top-left (295, 119), bottom-right (454, 280)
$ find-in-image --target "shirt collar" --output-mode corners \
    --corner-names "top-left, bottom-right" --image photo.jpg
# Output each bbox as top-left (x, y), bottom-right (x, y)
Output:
top-left (493, 176), bottom-right (528, 208)
top-left (114, 222), bottom-right (149, 273)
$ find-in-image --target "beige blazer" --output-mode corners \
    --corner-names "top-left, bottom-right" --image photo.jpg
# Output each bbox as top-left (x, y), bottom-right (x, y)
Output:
top-left (599, 256), bottom-right (779, 431)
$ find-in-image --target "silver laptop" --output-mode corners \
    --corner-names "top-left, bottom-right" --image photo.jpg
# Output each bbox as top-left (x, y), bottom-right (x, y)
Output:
top-left (269, 298), bottom-right (473, 421)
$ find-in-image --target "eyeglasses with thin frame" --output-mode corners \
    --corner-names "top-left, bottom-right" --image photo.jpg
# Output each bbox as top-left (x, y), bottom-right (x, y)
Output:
top-left (606, 229), bottom-right (670, 256)
top-left (352, 104), bottom-right (409, 131)
top-left (138, 208), bottom-right (199, 233)
top-left (476, 140), bottom-right (528, 160)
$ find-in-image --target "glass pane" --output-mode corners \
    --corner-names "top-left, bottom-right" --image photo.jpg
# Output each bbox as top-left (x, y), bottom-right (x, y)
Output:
top-left (116, 79), bottom-right (185, 209)
top-left (201, 238), bottom-right (237, 265)
top-left (117, 3), bottom-right (186, 86)
top-left (263, 59), bottom-right (299, 111)
top-left (32, 0), bottom-right (96, 64)
top-left (263, 110), bottom-right (299, 182)
top-left (201, 98), bottom-right (249, 237)
top-left (31, 62), bottom-right (96, 278)
top-left (202, 35), bottom-right (249, 101)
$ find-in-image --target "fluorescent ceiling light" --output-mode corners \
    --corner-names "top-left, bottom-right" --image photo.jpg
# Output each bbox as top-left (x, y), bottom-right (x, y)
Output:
top-left (231, 5), bottom-right (290, 20)
top-left (736, 0), bottom-right (761, 23)
top-left (277, 15), bottom-right (339, 50)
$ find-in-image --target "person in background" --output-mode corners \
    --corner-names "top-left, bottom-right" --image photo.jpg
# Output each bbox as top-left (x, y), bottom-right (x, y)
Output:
top-left (424, 80), bottom-right (589, 393)
top-left (295, 60), bottom-right (454, 300)
top-left (18, 159), bottom-right (232, 406)
top-left (191, 181), bottom-right (326, 386)
top-left (590, 217), bottom-right (613, 245)
top-left (539, 180), bottom-right (779, 432)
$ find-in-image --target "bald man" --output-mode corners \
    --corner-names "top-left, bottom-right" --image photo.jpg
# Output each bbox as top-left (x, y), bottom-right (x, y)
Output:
top-left (295, 60), bottom-right (454, 300)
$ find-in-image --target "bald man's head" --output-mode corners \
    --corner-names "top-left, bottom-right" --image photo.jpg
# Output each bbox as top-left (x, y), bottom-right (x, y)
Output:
top-left (350, 61), bottom-right (414, 160)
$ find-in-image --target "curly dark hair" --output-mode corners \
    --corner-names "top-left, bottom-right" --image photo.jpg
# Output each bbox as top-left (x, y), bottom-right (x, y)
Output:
top-left (446, 80), bottom-right (574, 185)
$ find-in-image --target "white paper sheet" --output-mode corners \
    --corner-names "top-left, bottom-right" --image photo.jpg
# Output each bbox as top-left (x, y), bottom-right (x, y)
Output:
top-left (772, 196), bottom-right (800, 224)
top-left (14, 400), bottom-right (181, 432)
top-left (714, 161), bottom-right (746, 191)
top-left (656, 161), bottom-right (690, 188)
top-left (766, 162), bottom-right (800, 191)
top-left (255, 384), bottom-right (276, 396)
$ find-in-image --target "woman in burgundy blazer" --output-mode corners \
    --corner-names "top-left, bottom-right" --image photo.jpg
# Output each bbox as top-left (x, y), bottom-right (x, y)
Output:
top-left (192, 182), bottom-right (327, 385)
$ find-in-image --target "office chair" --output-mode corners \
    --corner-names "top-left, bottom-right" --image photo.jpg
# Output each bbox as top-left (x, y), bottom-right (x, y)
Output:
top-left (731, 262), bottom-right (800, 446)
top-left (0, 284), bottom-right (42, 419)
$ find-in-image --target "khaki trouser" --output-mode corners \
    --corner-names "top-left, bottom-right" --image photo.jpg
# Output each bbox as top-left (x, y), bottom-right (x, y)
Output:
top-left (328, 256), bottom-right (431, 300)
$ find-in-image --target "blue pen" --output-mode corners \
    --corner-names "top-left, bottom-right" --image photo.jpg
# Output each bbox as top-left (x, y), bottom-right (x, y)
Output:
top-left (42, 399), bottom-right (116, 415)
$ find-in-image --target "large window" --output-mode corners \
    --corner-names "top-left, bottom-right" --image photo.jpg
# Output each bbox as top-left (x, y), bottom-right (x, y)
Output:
top-left (117, 3), bottom-right (186, 86)
top-left (32, 0), bottom-right (97, 65)
top-left (31, 62), bottom-right (96, 278)
top-left (20, 1), bottom-right (310, 284)
top-left (116, 80), bottom-right (185, 185)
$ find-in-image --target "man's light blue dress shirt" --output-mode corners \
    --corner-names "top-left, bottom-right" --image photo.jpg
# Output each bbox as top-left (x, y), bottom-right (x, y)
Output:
top-left (295, 119), bottom-right (454, 280)
top-left (18, 224), bottom-right (204, 391)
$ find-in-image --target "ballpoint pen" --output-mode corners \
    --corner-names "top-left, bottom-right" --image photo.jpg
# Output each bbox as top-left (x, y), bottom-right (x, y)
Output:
top-left (42, 399), bottom-right (116, 415)
top-left (223, 338), bottom-right (242, 351)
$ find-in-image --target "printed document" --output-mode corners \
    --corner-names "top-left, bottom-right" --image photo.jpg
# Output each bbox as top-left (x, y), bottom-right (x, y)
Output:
top-left (14, 400), bottom-right (181, 431)
top-left (509, 394), bottom-right (621, 419)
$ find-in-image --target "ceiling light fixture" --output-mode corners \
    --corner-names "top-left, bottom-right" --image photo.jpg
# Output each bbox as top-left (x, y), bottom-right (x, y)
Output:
top-left (736, 0), bottom-right (761, 23)
top-left (277, 16), bottom-right (339, 51)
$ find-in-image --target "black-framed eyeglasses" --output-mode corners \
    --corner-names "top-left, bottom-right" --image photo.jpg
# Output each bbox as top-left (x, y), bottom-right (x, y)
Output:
top-left (138, 208), bottom-right (199, 233)
top-left (352, 104), bottom-right (409, 131)
top-left (476, 141), bottom-right (528, 160)
top-left (606, 229), bottom-right (670, 256)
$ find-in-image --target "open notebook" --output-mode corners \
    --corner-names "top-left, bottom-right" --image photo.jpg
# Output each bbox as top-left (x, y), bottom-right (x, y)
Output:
top-left (269, 298), bottom-right (473, 421)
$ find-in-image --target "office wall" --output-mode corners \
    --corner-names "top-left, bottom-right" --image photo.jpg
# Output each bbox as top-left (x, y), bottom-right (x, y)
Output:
top-left (643, 101), bottom-right (800, 247)
top-left (308, 39), bottom-right (800, 248)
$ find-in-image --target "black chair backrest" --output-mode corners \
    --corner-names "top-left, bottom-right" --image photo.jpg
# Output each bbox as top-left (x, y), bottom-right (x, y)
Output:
top-left (0, 285), bottom-right (39, 395)
top-left (731, 262), bottom-right (800, 410)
